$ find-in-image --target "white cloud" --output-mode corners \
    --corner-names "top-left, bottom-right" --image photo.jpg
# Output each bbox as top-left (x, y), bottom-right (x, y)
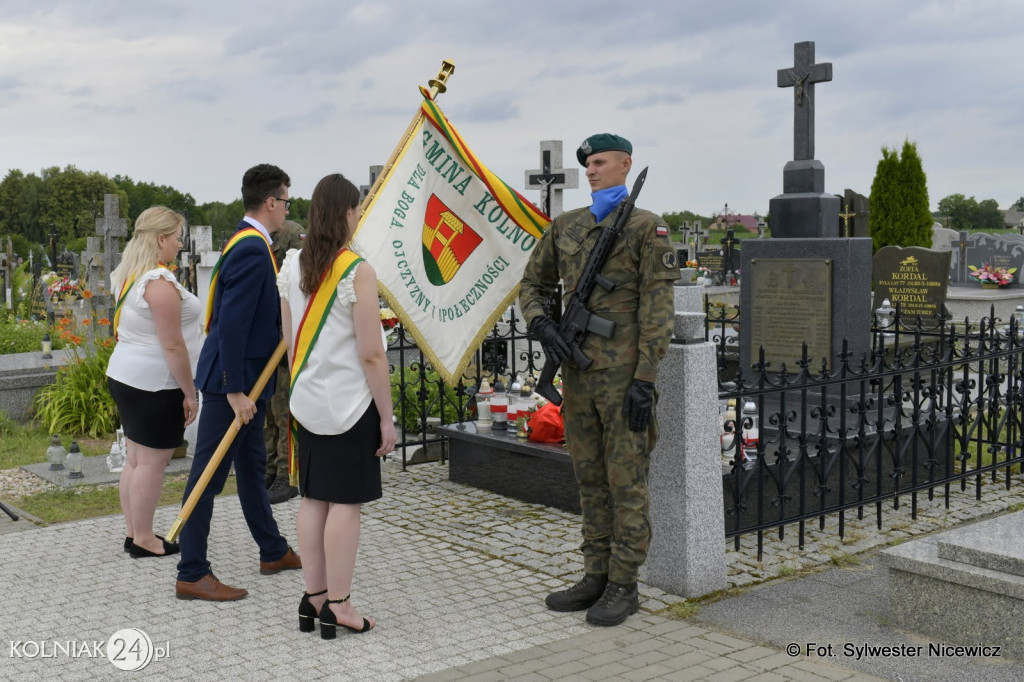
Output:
top-left (0, 0), bottom-right (1021, 214)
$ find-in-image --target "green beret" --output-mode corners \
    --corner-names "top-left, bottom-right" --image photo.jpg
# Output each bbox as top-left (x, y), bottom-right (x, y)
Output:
top-left (576, 133), bottom-right (632, 166)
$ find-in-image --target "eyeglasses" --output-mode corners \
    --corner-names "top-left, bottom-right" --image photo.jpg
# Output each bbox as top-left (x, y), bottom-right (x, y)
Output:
top-left (272, 196), bottom-right (292, 210)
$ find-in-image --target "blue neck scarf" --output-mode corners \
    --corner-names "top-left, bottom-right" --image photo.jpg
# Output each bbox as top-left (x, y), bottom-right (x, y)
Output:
top-left (590, 185), bottom-right (628, 223)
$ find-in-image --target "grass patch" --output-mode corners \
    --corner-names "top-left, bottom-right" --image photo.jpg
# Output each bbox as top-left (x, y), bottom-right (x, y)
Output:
top-left (828, 551), bottom-right (863, 568)
top-left (0, 419), bottom-right (111, 469)
top-left (14, 474), bottom-right (239, 524)
top-left (667, 600), bottom-right (700, 619)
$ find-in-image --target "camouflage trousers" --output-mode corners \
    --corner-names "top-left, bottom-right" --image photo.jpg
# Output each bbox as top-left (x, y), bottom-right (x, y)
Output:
top-left (264, 363), bottom-right (292, 479)
top-left (562, 363), bottom-right (658, 585)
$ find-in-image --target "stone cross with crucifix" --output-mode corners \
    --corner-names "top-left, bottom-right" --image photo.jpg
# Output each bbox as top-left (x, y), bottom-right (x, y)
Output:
top-left (524, 140), bottom-right (579, 218)
top-left (692, 221), bottom-right (708, 254)
top-left (768, 41), bottom-right (840, 239)
top-left (777, 41), bottom-right (832, 162)
top-left (87, 194), bottom-right (127, 318)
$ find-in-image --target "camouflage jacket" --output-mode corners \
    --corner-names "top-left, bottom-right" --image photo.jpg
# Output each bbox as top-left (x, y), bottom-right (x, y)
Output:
top-left (519, 204), bottom-right (679, 382)
top-left (271, 220), bottom-right (304, 269)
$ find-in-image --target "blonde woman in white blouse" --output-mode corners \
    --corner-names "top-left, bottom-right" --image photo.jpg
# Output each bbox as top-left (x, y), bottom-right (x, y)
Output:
top-left (107, 206), bottom-right (202, 558)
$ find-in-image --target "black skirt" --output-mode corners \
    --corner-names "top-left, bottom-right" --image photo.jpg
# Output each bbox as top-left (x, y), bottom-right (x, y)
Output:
top-left (296, 402), bottom-right (382, 504)
top-left (107, 377), bottom-right (186, 449)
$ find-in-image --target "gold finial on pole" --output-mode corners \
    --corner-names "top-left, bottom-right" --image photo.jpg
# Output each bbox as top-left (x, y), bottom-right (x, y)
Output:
top-left (427, 60), bottom-right (455, 98)
top-left (355, 60), bottom-right (456, 218)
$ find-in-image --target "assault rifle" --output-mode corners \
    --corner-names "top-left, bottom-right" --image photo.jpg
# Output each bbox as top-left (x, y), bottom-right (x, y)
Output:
top-left (534, 166), bottom-right (648, 406)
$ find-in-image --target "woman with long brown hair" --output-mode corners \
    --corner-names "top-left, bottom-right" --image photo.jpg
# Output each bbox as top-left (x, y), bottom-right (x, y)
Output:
top-left (278, 173), bottom-right (396, 637)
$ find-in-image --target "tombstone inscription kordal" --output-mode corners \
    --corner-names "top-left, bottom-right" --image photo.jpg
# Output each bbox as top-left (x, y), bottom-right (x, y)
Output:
top-left (872, 246), bottom-right (951, 322)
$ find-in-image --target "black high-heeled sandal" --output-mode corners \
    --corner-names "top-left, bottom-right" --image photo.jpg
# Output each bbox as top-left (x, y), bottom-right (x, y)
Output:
top-left (298, 589), bottom-right (327, 633)
top-left (319, 595), bottom-right (374, 639)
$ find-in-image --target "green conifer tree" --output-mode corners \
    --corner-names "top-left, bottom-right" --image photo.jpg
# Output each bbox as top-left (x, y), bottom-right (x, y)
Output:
top-left (868, 140), bottom-right (932, 251)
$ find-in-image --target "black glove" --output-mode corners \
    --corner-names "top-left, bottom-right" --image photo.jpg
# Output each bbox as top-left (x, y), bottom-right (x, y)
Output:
top-left (622, 379), bottom-right (656, 432)
top-left (531, 316), bottom-right (571, 365)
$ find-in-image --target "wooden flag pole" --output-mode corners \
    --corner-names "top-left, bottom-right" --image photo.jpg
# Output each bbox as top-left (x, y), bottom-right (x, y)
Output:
top-left (165, 339), bottom-right (287, 543)
top-left (356, 59), bottom-right (455, 219)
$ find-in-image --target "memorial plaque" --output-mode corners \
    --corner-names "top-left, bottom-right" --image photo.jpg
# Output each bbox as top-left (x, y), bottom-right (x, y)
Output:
top-left (696, 248), bottom-right (724, 276)
top-left (872, 246), bottom-right (950, 321)
top-left (749, 258), bottom-right (832, 370)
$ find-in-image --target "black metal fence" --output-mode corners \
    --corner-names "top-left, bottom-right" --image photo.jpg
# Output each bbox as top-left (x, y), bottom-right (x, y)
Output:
top-left (387, 303), bottom-right (548, 468)
top-left (708, 298), bottom-right (1024, 558)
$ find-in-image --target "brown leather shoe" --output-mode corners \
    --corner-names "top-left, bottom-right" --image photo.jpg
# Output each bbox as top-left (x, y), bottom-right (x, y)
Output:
top-left (260, 547), bottom-right (301, 575)
top-left (175, 573), bottom-right (248, 601)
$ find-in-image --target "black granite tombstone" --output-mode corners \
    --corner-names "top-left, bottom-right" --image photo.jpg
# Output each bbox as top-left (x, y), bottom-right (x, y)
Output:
top-left (872, 246), bottom-right (951, 322)
top-left (962, 233), bottom-right (1024, 287)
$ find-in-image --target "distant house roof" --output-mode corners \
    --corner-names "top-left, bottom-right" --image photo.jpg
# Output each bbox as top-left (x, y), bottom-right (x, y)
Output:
top-left (1003, 209), bottom-right (1024, 227)
top-left (720, 214), bottom-right (760, 232)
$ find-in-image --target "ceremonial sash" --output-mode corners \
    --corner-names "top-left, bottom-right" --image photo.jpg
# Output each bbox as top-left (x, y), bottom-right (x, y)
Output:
top-left (287, 248), bottom-right (364, 484)
top-left (112, 264), bottom-right (175, 340)
top-left (204, 227), bottom-right (277, 332)
top-left (112, 274), bottom-right (137, 341)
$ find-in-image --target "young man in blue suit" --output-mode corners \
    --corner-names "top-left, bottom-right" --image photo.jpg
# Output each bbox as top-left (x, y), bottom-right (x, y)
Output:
top-left (176, 164), bottom-right (301, 601)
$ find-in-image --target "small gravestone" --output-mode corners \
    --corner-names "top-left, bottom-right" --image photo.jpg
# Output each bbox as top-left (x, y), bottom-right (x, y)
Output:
top-left (524, 140), bottom-right (579, 218)
top-left (872, 246), bottom-right (951, 322)
top-left (720, 229), bottom-right (741, 274)
top-left (949, 231), bottom-right (971, 283)
top-left (842, 189), bottom-right (870, 239)
top-left (931, 225), bottom-right (957, 255)
top-left (696, 248), bottom-right (725, 283)
top-left (961, 233), bottom-right (1024, 287)
top-left (359, 165), bottom-right (384, 203)
top-left (55, 250), bottom-right (77, 280)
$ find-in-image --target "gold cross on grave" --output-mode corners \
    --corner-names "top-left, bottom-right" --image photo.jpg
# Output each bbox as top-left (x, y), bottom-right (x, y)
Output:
top-left (838, 202), bottom-right (856, 238)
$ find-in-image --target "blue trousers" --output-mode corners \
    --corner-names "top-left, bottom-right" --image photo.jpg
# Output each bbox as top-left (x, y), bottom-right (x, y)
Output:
top-left (176, 393), bottom-right (289, 582)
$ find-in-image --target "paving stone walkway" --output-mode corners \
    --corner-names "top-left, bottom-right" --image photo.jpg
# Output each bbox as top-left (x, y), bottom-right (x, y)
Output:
top-left (2, 457), bottom-right (1021, 680)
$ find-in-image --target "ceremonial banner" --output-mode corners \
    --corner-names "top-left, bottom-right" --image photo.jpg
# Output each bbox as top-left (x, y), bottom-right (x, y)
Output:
top-left (352, 90), bottom-right (549, 385)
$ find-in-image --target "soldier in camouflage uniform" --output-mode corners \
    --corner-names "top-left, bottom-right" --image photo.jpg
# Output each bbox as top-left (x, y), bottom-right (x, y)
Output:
top-left (265, 219), bottom-right (304, 504)
top-left (519, 134), bottom-right (678, 626)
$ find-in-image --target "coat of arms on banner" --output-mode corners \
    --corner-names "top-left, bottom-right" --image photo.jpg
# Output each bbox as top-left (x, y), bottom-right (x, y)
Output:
top-left (422, 195), bottom-right (483, 286)
top-left (352, 90), bottom-right (549, 386)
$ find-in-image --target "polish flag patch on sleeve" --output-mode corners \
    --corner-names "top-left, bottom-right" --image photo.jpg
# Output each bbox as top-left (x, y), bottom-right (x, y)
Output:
top-left (656, 225), bottom-right (668, 237)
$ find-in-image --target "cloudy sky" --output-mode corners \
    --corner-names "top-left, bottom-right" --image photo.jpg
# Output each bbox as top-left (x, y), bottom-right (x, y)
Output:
top-left (1, 0), bottom-right (1021, 219)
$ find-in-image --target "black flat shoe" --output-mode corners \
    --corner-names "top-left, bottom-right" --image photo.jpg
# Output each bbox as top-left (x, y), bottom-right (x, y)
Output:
top-left (128, 538), bottom-right (180, 558)
top-left (319, 595), bottom-right (374, 639)
top-left (124, 537), bottom-right (132, 552)
top-left (298, 589), bottom-right (327, 633)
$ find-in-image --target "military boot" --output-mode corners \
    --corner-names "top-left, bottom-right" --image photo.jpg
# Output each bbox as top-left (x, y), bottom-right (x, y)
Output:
top-left (545, 573), bottom-right (608, 612)
top-left (585, 581), bottom-right (639, 626)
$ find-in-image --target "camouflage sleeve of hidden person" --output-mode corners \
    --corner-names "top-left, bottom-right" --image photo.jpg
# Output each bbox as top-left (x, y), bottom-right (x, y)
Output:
top-left (519, 219), bottom-right (562, 327)
top-left (633, 210), bottom-right (679, 383)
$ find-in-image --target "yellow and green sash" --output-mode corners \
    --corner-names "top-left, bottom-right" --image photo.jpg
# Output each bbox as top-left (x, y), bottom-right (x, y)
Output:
top-left (112, 264), bottom-right (175, 340)
top-left (204, 227), bottom-right (277, 332)
top-left (112, 274), bottom-right (137, 341)
top-left (287, 248), bottom-right (364, 484)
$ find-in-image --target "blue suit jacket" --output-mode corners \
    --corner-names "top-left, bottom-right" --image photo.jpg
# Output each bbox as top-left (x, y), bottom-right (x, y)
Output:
top-left (195, 221), bottom-right (281, 401)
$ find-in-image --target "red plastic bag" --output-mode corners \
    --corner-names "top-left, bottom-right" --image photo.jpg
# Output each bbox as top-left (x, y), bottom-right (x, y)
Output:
top-left (527, 402), bottom-right (564, 443)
